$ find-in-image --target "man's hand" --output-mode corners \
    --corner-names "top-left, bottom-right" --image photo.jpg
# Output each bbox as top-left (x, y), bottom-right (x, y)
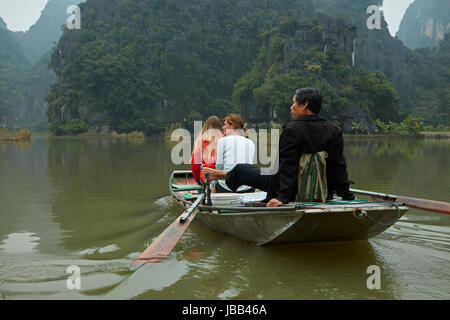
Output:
top-left (266, 198), bottom-right (283, 207)
top-left (202, 167), bottom-right (227, 180)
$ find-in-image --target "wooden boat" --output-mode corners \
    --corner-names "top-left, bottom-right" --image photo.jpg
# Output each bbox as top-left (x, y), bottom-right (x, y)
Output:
top-left (170, 170), bottom-right (408, 245)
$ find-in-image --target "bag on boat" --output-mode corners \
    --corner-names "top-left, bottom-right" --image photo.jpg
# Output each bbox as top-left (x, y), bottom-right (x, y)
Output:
top-left (297, 152), bottom-right (328, 203)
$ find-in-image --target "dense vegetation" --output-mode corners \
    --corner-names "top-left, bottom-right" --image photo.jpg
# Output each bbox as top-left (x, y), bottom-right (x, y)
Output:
top-left (0, 128), bottom-right (32, 142)
top-left (312, 0), bottom-right (450, 128)
top-left (407, 34), bottom-right (450, 126)
top-left (232, 15), bottom-right (402, 131)
top-left (0, 25), bottom-right (56, 132)
top-left (0, 0), bottom-right (78, 132)
top-left (46, 0), bottom-right (448, 135)
top-left (0, 0), bottom-right (448, 136)
top-left (0, 19), bottom-right (28, 125)
top-left (47, 0), bottom-right (316, 134)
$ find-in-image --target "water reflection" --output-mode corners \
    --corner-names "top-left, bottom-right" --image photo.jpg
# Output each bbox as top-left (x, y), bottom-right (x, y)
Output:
top-left (346, 137), bottom-right (422, 159)
top-left (0, 138), bottom-right (64, 256)
top-left (46, 138), bottom-right (180, 258)
top-left (103, 258), bottom-right (190, 300)
top-left (345, 138), bottom-right (450, 202)
top-left (0, 136), bottom-right (448, 300)
top-left (0, 233), bottom-right (40, 253)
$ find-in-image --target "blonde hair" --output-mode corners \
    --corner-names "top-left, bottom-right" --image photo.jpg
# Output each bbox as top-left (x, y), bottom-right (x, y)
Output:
top-left (193, 116), bottom-right (224, 161)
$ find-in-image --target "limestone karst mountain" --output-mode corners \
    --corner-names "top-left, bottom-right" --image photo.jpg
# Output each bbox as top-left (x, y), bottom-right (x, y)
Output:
top-left (397, 0), bottom-right (450, 50)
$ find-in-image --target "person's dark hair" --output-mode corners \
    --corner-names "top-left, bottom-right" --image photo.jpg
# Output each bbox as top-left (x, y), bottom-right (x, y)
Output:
top-left (295, 88), bottom-right (323, 114)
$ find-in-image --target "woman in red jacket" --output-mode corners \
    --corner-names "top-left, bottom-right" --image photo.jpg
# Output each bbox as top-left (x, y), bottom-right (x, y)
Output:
top-left (191, 116), bottom-right (224, 184)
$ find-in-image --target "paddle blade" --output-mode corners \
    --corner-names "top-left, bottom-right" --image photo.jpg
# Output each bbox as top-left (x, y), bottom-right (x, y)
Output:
top-left (130, 210), bottom-right (199, 271)
top-left (394, 196), bottom-right (450, 215)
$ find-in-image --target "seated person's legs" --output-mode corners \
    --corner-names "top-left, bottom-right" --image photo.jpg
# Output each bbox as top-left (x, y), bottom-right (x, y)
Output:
top-left (203, 164), bottom-right (272, 193)
top-left (214, 183), bottom-right (234, 193)
top-left (226, 164), bottom-right (269, 192)
top-left (204, 165), bottom-right (278, 203)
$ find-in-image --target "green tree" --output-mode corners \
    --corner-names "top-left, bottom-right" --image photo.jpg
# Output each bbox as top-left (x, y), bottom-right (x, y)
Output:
top-left (351, 121), bottom-right (363, 135)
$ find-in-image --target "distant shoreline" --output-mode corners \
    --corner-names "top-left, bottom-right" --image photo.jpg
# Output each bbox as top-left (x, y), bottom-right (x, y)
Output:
top-left (0, 129), bottom-right (32, 142)
top-left (344, 132), bottom-right (450, 139)
top-left (7, 128), bottom-right (450, 141)
top-left (420, 132), bottom-right (450, 139)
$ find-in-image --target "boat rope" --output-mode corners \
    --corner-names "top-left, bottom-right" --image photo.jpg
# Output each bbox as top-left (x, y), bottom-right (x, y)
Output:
top-left (295, 200), bottom-right (404, 227)
top-left (364, 206), bottom-right (402, 226)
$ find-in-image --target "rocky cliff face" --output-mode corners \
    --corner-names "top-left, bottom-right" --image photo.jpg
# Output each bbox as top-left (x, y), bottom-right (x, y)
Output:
top-left (0, 17), bottom-right (7, 31)
top-left (318, 13), bottom-right (357, 55)
top-left (0, 22), bottom-right (27, 68)
top-left (234, 8), bottom-right (403, 133)
top-left (47, 0), bottom-right (316, 133)
top-left (0, 1), bottom-right (69, 130)
top-left (397, 0), bottom-right (450, 49)
top-left (43, 0), bottom-right (449, 133)
top-left (312, 0), bottom-right (448, 123)
top-left (0, 20), bottom-right (28, 121)
top-left (12, 0), bottom-right (85, 64)
top-left (17, 52), bottom-right (57, 128)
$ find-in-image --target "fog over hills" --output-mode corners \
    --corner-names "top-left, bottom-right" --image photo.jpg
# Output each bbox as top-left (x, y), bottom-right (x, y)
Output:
top-left (12, 0), bottom-right (84, 64)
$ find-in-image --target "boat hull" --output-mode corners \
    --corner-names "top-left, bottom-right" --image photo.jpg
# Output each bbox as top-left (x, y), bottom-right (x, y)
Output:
top-left (170, 170), bottom-right (408, 245)
top-left (196, 205), bottom-right (407, 245)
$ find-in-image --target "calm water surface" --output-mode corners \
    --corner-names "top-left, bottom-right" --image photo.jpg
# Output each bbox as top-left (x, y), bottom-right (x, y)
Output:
top-left (0, 136), bottom-right (449, 300)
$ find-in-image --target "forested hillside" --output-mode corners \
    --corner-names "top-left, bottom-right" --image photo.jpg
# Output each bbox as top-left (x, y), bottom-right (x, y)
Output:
top-left (0, 0), bottom-right (76, 130)
top-left (17, 52), bottom-right (58, 129)
top-left (0, 18), bottom-right (28, 123)
top-left (313, 0), bottom-right (449, 126)
top-left (1, 0), bottom-right (448, 135)
top-left (232, 12), bottom-right (401, 132)
top-left (47, 0), bottom-right (315, 134)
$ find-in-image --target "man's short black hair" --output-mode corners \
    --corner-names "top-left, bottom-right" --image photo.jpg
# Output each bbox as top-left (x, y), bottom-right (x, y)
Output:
top-left (295, 88), bottom-right (323, 114)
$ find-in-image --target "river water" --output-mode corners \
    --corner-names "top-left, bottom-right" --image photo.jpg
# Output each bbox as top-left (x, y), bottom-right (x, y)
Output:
top-left (0, 136), bottom-right (449, 300)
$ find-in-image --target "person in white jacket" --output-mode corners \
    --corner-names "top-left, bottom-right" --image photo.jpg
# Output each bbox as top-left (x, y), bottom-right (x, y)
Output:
top-left (213, 114), bottom-right (255, 193)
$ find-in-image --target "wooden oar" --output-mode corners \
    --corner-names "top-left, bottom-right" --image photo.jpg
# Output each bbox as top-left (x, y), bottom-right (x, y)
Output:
top-left (350, 188), bottom-right (450, 214)
top-left (130, 193), bottom-right (205, 271)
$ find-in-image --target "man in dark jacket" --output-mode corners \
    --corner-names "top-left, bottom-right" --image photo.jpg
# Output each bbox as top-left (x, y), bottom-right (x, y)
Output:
top-left (203, 87), bottom-right (355, 207)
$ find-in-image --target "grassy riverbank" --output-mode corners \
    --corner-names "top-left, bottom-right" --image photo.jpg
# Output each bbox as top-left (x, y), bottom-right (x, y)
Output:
top-left (344, 131), bottom-right (450, 139)
top-left (105, 131), bottom-right (145, 139)
top-left (421, 131), bottom-right (450, 139)
top-left (0, 129), bottom-right (32, 142)
top-left (39, 130), bottom-right (147, 139)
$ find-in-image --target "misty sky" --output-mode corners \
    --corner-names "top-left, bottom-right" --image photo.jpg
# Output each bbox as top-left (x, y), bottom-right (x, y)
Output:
top-left (382, 0), bottom-right (415, 36)
top-left (0, 0), bottom-right (48, 32)
top-left (0, 0), bottom-right (415, 35)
